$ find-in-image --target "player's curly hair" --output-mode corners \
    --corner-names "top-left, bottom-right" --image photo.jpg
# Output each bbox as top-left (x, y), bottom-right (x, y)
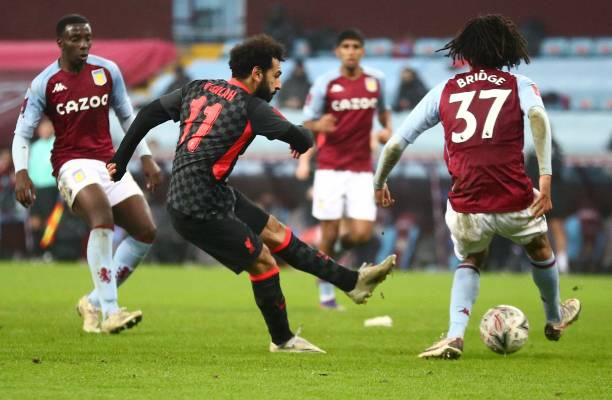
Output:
top-left (229, 34), bottom-right (286, 78)
top-left (56, 14), bottom-right (89, 37)
top-left (438, 14), bottom-right (530, 69)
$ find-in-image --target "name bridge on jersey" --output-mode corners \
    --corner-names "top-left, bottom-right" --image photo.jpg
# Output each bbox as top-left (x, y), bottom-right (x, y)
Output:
top-left (457, 70), bottom-right (507, 88)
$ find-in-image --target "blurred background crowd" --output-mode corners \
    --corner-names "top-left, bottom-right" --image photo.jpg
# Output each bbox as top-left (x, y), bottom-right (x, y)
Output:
top-left (1, 0), bottom-right (611, 273)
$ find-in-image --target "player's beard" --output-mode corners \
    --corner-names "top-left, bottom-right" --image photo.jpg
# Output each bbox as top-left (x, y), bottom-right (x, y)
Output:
top-left (254, 75), bottom-right (276, 102)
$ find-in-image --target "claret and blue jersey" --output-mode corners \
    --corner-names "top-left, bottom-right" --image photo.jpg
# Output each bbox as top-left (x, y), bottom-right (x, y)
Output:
top-left (14, 54), bottom-right (133, 176)
top-left (303, 66), bottom-right (387, 172)
top-left (396, 68), bottom-right (545, 213)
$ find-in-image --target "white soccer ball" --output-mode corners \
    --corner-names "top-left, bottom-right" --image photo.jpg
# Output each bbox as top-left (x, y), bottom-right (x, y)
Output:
top-left (479, 305), bottom-right (529, 354)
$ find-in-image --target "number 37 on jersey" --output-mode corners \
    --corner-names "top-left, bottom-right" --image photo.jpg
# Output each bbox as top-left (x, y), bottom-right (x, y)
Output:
top-left (449, 88), bottom-right (511, 143)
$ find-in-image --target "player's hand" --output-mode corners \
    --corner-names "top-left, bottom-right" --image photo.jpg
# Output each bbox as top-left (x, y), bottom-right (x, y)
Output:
top-left (530, 175), bottom-right (553, 218)
top-left (106, 161), bottom-right (125, 182)
top-left (317, 114), bottom-right (337, 133)
top-left (375, 128), bottom-right (392, 144)
top-left (290, 148), bottom-right (301, 159)
top-left (141, 155), bottom-right (163, 192)
top-left (14, 170), bottom-right (36, 208)
top-left (375, 183), bottom-right (395, 208)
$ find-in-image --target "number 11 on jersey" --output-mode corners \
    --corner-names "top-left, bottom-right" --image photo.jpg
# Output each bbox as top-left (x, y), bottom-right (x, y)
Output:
top-left (178, 96), bottom-right (223, 152)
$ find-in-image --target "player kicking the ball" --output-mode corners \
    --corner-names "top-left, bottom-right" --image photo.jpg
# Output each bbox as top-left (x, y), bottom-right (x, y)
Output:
top-left (373, 15), bottom-right (580, 359)
top-left (107, 35), bottom-right (396, 353)
top-left (12, 15), bottom-right (162, 334)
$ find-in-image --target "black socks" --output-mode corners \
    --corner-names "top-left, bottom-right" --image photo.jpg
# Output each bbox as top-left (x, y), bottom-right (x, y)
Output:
top-left (250, 269), bottom-right (293, 345)
top-left (272, 228), bottom-right (358, 292)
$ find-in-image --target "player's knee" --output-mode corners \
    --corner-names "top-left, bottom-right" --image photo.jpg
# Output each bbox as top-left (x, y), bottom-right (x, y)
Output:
top-left (263, 215), bottom-right (286, 248)
top-left (89, 211), bottom-right (114, 229)
top-left (345, 229), bottom-right (372, 245)
top-left (464, 250), bottom-right (487, 269)
top-left (248, 245), bottom-right (276, 275)
top-left (136, 225), bottom-right (157, 244)
top-left (524, 234), bottom-right (553, 261)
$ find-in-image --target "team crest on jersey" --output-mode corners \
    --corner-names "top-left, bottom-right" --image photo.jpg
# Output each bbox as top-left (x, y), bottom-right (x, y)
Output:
top-left (365, 77), bottom-right (378, 92)
top-left (91, 68), bottom-right (107, 86)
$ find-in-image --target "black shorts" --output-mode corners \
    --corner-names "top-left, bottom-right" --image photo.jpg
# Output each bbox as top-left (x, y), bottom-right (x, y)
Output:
top-left (168, 188), bottom-right (270, 274)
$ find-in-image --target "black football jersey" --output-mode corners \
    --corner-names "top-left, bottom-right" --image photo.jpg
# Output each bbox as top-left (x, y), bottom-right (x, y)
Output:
top-left (160, 78), bottom-right (294, 219)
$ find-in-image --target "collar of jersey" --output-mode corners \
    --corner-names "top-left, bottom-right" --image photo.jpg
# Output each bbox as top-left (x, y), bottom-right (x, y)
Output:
top-left (228, 78), bottom-right (252, 94)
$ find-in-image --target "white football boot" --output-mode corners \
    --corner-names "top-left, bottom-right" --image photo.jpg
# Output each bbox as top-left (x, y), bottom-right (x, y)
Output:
top-left (100, 308), bottom-right (143, 334)
top-left (545, 298), bottom-right (581, 341)
top-left (76, 295), bottom-right (101, 333)
top-left (346, 254), bottom-right (396, 304)
top-left (418, 336), bottom-right (464, 360)
top-left (269, 328), bottom-right (326, 353)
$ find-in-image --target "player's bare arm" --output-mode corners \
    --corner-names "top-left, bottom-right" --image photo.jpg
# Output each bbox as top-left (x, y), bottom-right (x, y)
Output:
top-left (295, 147), bottom-right (314, 180)
top-left (303, 113), bottom-right (337, 134)
top-left (373, 134), bottom-right (408, 207)
top-left (528, 106), bottom-right (553, 218)
top-left (375, 110), bottom-right (393, 144)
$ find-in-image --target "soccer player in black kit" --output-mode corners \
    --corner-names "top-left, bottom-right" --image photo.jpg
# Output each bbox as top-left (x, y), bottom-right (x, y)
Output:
top-left (108, 35), bottom-right (396, 353)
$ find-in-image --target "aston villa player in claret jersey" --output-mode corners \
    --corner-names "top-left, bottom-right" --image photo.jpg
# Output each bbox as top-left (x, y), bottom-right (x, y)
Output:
top-left (374, 15), bottom-right (581, 359)
top-left (12, 14), bottom-right (163, 334)
top-left (107, 35), bottom-right (396, 353)
top-left (299, 29), bottom-right (392, 309)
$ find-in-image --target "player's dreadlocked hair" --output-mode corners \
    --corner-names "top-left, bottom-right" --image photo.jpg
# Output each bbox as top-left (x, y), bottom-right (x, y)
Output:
top-left (56, 14), bottom-right (90, 37)
top-left (229, 34), bottom-right (286, 78)
top-left (438, 14), bottom-right (530, 69)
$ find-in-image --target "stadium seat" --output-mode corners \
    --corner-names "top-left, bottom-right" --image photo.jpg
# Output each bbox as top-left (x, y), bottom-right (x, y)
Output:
top-left (413, 38), bottom-right (447, 57)
top-left (594, 37), bottom-right (612, 56)
top-left (540, 37), bottom-right (570, 57)
top-left (364, 38), bottom-right (393, 57)
top-left (568, 38), bottom-right (595, 57)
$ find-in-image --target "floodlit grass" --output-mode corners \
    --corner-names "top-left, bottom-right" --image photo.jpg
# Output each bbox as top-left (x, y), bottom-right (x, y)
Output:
top-left (1, 262), bottom-right (611, 399)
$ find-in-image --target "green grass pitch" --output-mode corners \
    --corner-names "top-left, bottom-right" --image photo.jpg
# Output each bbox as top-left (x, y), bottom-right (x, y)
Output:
top-left (1, 262), bottom-right (611, 399)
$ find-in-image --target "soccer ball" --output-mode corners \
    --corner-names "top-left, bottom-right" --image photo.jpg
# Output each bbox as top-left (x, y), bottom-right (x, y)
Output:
top-left (479, 305), bottom-right (529, 354)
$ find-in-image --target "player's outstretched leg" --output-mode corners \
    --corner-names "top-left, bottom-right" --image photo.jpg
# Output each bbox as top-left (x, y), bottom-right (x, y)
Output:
top-left (524, 234), bottom-right (581, 341)
top-left (418, 263), bottom-right (480, 359)
top-left (264, 219), bottom-right (395, 304)
top-left (248, 246), bottom-right (325, 353)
